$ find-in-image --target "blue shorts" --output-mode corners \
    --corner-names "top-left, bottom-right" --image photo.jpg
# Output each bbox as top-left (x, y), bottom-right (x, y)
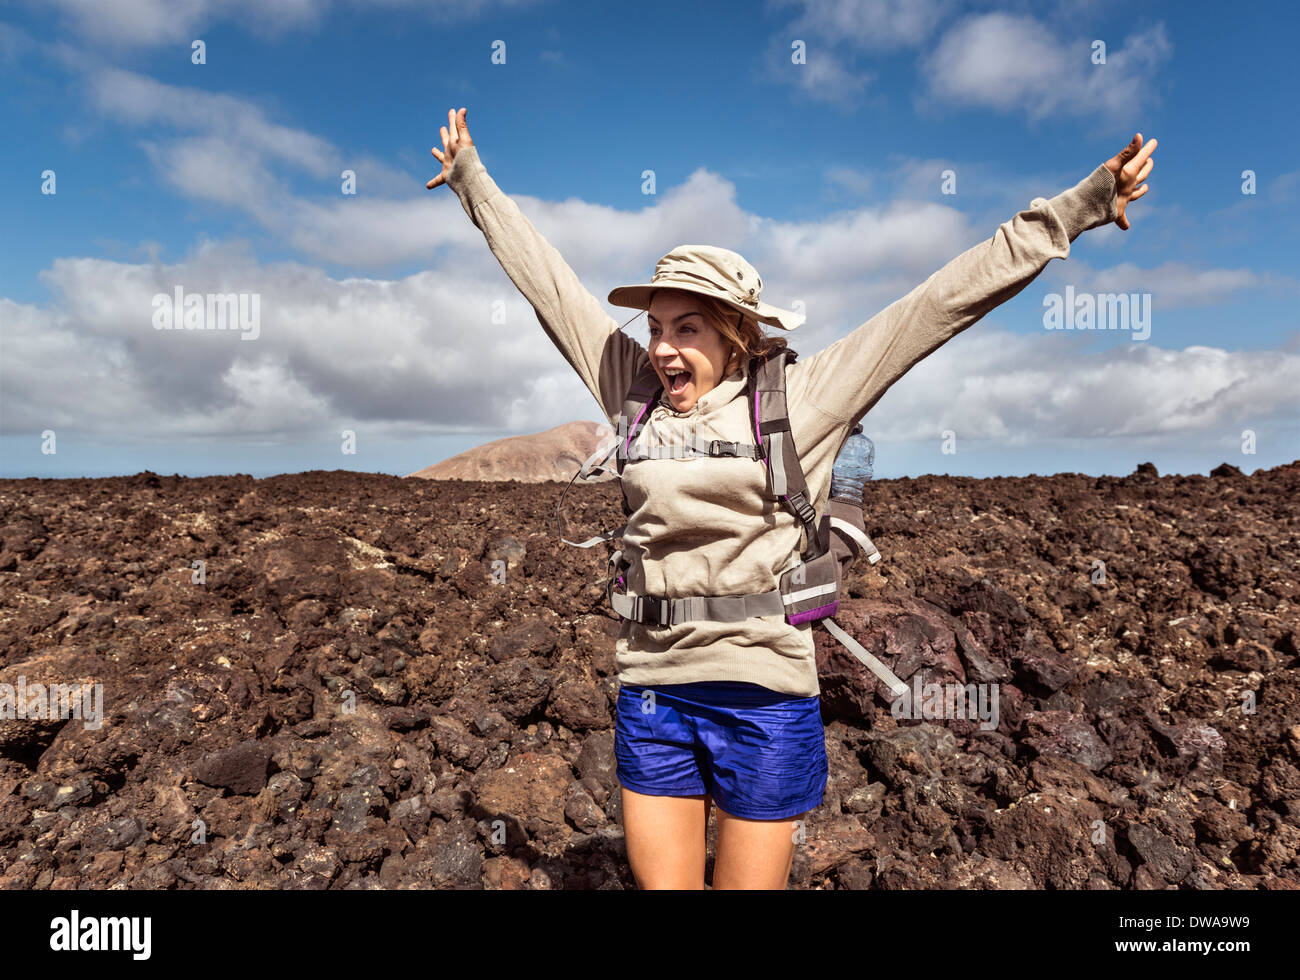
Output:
top-left (615, 680), bottom-right (828, 820)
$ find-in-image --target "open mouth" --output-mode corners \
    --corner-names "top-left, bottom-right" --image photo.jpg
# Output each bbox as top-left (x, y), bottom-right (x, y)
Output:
top-left (667, 370), bottom-right (692, 394)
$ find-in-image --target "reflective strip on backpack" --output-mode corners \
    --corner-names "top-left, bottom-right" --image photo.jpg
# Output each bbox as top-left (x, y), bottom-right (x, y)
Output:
top-left (781, 580), bottom-right (837, 605)
top-left (829, 516), bottom-right (881, 563)
top-left (823, 617), bottom-right (908, 698)
top-left (768, 430), bottom-right (788, 495)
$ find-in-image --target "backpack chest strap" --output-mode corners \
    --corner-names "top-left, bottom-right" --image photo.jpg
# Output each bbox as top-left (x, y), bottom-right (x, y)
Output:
top-left (624, 434), bottom-right (763, 462)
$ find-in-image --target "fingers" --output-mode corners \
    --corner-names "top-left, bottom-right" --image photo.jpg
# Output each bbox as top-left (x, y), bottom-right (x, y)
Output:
top-left (1129, 135), bottom-right (1157, 169)
top-left (441, 107), bottom-right (471, 147)
top-left (1129, 183), bottom-right (1149, 201)
top-left (428, 108), bottom-right (469, 190)
top-left (1111, 134), bottom-right (1156, 192)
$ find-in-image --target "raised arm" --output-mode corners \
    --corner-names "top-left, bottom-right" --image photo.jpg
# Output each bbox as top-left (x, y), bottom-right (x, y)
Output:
top-left (429, 108), bottom-right (647, 425)
top-left (788, 135), bottom-right (1155, 432)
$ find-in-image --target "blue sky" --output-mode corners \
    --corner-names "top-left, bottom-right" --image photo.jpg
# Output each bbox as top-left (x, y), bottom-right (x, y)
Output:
top-left (1, 0), bottom-right (1296, 480)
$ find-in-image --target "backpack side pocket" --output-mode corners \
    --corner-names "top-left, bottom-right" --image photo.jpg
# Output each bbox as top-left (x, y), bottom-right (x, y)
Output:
top-left (780, 516), bottom-right (841, 625)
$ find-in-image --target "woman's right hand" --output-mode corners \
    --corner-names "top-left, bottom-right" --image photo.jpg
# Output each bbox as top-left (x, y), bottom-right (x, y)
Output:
top-left (426, 107), bottom-right (474, 190)
top-left (1102, 132), bottom-right (1156, 231)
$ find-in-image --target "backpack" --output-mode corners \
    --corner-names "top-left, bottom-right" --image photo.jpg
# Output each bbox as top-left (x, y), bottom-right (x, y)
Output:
top-left (556, 347), bottom-right (907, 696)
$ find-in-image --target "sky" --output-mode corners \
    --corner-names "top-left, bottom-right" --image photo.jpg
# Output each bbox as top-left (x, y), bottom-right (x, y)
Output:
top-left (0, 0), bottom-right (1297, 481)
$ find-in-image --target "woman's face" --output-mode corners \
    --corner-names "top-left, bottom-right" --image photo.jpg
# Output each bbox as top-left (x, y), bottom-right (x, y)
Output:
top-left (647, 290), bottom-right (737, 413)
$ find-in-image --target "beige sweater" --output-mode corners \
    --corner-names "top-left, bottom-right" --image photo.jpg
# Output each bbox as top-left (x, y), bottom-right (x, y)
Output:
top-left (445, 144), bottom-right (1118, 697)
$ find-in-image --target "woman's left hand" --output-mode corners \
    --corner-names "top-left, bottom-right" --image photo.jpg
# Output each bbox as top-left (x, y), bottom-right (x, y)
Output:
top-left (1104, 133), bottom-right (1157, 230)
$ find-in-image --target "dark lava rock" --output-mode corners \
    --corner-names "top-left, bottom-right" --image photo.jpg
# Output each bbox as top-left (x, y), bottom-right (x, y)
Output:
top-left (547, 678), bottom-right (611, 731)
top-left (332, 785), bottom-right (387, 833)
top-left (382, 706), bottom-right (430, 731)
top-left (490, 659), bottom-right (552, 723)
top-left (1187, 542), bottom-right (1254, 599)
top-left (1, 461), bottom-right (1294, 890)
top-left (862, 725), bottom-right (957, 788)
top-left (574, 730), bottom-right (618, 796)
top-left (1125, 823), bottom-right (1194, 884)
top-left (1143, 712), bottom-right (1226, 778)
top-left (1022, 711), bottom-right (1114, 772)
top-left (193, 740), bottom-right (272, 795)
top-left (1013, 629), bottom-right (1078, 693)
top-left (488, 620), bottom-right (558, 663)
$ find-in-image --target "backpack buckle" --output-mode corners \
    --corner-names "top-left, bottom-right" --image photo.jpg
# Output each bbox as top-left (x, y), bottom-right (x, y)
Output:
top-left (788, 491), bottom-right (817, 526)
top-left (635, 593), bottom-right (671, 626)
top-left (710, 439), bottom-right (740, 457)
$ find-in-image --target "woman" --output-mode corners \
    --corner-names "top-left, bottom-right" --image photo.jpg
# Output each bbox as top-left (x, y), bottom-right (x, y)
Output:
top-left (428, 107), bottom-right (1155, 889)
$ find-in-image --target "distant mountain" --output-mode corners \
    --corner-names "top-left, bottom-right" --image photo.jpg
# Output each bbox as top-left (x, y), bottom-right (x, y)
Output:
top-left (407, 420), bottom-right (618, 483)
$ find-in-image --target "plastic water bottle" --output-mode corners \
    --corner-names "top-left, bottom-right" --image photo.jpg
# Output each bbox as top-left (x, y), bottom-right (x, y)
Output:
top-left (830, 423), bottom-right (874, 504)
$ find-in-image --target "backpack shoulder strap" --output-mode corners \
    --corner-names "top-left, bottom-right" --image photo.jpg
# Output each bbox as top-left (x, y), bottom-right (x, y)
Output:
top-left (747, 348), bottom-right (830, 560)
top-left (556, 360), bottom-right (659, 544)
top-left (617, 361), bottom-right (662, 475)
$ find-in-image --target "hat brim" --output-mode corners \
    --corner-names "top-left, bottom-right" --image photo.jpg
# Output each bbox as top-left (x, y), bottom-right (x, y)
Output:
top-left (608, 283), bottom-right (804, 331)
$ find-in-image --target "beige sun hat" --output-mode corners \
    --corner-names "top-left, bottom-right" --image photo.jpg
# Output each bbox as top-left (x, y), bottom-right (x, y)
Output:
top-left (607, 244), bottom-right (805, 331)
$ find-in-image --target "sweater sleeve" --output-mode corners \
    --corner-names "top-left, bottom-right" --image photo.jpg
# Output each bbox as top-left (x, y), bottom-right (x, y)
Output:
top-left (787, 163), bottom-right (1119, 430)
top-left (443, 144), bottom-right (649, 425)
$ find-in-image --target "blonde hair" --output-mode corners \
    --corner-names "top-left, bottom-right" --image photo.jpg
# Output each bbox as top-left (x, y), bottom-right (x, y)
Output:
top-left (648, 288), bottom-right (788, 371)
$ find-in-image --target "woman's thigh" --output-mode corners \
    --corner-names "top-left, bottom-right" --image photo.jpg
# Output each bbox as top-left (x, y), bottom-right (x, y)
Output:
top-left (620, 787), bottom-right (712, 889)
top-left (711, 804), bottom-right (805, 889)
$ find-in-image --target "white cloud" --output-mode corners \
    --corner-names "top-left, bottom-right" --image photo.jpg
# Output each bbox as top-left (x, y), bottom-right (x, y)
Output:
top-left (2, 239), bottom-right (569, 439)
top-left (139, 136), bottom-right (281, 209)
top-left (1057, 261), bottom-right (1288, 311)
top-left (84, 68), bottom-right (448, 265)
top-left (765, 3), bottom-right (1173, 121)
top-left (773, 0), bottom-right (956, 50)
top-left (767, 37), bottom-right (874, 108)
top-left (762, 0), bottom-right (955, 107)
top-left (2, 64), bottom-right (1285, 456)
top-left (92, 68), bottom-right (338, 177)
top-left (3, 160), bottom-right (1288, 449)
top-left (25, 0), bottom-right (542, 47)
top-left (918, 13), bottom-right (1172, 121)
top-left (872, 329), bottom-right (1300, 444)
top-left (30, 0), bottom-right (322, 48)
